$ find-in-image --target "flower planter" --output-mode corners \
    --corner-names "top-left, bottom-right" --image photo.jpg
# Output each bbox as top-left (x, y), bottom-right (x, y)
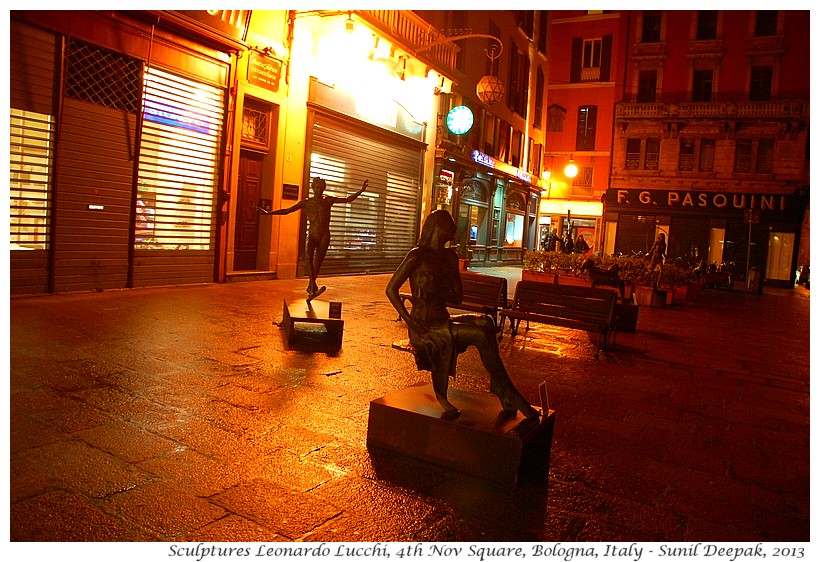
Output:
top-left (555, 275), bottom-right (591, 287)
top-left (634, 285), bottom-right (667, 308)
top-left (521, 270), bottom-right (557, 284)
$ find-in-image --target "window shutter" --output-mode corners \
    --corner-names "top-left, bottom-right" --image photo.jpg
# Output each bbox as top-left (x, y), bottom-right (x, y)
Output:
top-left (570, 38), bottom-right (583, 83)
top-left (600, 34), bottom-right (612, 82)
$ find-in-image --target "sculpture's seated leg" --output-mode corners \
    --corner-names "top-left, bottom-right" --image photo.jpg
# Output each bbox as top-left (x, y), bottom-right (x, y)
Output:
top-left (432, 367), bottom-right (460, 418)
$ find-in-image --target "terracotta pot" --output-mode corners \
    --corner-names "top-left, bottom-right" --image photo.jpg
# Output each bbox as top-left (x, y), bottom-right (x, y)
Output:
top-left (521, 270), bottom-right (557, 284)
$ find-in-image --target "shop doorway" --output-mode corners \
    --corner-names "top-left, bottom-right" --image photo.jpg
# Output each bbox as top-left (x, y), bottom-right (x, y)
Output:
top-left (766, 231), bottom-right (795, 282)
top-left (234, 150), bottom-right (264, 270)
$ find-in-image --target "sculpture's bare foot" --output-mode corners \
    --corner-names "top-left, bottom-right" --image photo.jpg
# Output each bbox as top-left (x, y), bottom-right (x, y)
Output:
top-left (436, 393), bottom-right (461, 418)
top-left (492, 385), bottom-right (540, 420)
top-left (306, 285), bottom-right (326, 302)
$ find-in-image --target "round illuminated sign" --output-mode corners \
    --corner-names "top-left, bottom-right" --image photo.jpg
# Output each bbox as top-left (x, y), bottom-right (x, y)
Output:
top-left (446, 105), bottom-right (474, 135)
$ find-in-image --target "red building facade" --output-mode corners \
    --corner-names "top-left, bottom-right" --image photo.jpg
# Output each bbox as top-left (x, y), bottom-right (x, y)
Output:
top-left (608, 10), bottom-right (809, 286)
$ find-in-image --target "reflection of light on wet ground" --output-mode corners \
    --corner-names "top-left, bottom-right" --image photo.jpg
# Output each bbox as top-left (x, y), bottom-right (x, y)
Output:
top-left (498, 323), bottom-right (598, 360)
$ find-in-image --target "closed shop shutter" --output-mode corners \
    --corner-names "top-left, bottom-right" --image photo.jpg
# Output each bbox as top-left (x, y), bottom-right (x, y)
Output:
top-left (52, 38), bottom-right (142, 293)
top-left (9, 20), bottom-right (59, 294)
top-left (133, 66), bottom-right (225, 287)
top-left (669, 216), bottom-right (710, 266)
top-left (307, 113), bottom-right (423, 275)
top-left (614, 214), bottom-right (656, 256)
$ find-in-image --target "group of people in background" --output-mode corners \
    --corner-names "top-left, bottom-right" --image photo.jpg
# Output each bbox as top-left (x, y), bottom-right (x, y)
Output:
top-left (542, 228), bottom-right (590, 255)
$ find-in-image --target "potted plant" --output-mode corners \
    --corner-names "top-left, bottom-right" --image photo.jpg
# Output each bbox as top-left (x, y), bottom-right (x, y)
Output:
top-left (658, 262), bottom-right (693, 303)
top-left (521, 250), bottom-right (558, 283)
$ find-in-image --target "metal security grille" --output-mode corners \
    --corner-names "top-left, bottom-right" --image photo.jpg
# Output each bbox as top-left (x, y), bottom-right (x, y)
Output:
top-left (309, 114), bottom-right (422, 275)
top-left (10, 109), bottom-right (55, 250)
top-left (136, 66), bottom-right (224, 251)
top-left (65, 39), bottom-right (141, 113)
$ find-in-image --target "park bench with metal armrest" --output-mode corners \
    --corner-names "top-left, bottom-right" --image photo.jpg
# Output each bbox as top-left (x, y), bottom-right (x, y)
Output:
top-left (499, 280), bottom-right (617, 359)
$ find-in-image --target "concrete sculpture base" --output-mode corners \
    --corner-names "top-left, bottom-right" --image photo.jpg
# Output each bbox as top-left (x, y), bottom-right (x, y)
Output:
top-left (367, 382), bottom-right (555, 486)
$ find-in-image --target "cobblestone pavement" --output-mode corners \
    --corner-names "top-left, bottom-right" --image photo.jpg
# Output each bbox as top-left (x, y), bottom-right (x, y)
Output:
top-left (9, 268), bottom-right (810, 546)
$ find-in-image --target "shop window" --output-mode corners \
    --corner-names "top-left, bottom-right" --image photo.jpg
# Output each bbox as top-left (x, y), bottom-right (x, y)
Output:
top-left (699, 139), bottom-right (716, 171)
top-left (575, 105), bottom-right (597, 151)
top-left (749, 66), bottom-right (773, 101)
top-left (756, 138), bottom-right (775, 173)
top-left (692, 69), bottom-right (713, 102)
top-left (9, 108), bottom-right (54, 250)
top-left (637, 70), bottom-right (657, 102)
top-left (644, 138), bottom-right (660, 170)
top-left (641, 11), bottom-right (662, 43)
top-left (504, 213), bottom-right (525, 247)
top-left (696, 11), bottom-right (718, 40)
top-left (734, 139), bottom-right (753, 173)
top-left (754, 11), bottom-right (778, 37)
top-left (678, 138), bottom-right (695, 171)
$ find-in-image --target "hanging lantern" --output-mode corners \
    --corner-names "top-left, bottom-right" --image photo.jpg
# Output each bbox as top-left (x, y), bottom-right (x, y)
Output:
top-left (476, 75), bottom-right (505, 106)
top-left (476, 42), bottom-right (504, 106)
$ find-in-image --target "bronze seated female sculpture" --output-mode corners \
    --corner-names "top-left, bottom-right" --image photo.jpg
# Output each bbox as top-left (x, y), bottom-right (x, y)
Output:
top-left (386, 210), bottom-right (540, 420)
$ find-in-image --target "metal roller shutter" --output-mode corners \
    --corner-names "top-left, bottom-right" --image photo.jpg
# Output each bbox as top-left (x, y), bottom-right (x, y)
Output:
top-left (308, 114), bottom-right (423, 275)
top-left (133, 66), bottom-right (225, 287)
top-left (9, 20), bottom-right (59, 294)
top-left (52, 38), bottom-right (142, 293)
top-left (669, 216), bottom-right (710, 266)
top-left (613, 214), bottom-right (656, 256)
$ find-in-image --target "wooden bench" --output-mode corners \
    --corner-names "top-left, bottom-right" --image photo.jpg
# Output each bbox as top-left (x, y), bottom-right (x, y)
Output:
top-left (499, 280), bottom-right (617, 358)
top-left (399, 270), bottom-right (508, 327)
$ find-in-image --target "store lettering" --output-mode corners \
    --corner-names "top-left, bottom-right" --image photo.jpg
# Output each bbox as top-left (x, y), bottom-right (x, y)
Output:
top-left (614, 189), bottom-right (788, 212)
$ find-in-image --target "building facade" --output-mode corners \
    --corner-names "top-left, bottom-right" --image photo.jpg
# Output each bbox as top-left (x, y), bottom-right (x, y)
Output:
top-left (10, 10), bottom-right (809, 294)
top-left (542, 10), bottom-right (629, 255)
top-left (607, 10), bottom-right (810, 286)
top-left (10, 10), bottom-right (242, 294)
top-left (9, 10), bottom-right (458, 294)
top-left (415, 10), bottom-right (548, 265)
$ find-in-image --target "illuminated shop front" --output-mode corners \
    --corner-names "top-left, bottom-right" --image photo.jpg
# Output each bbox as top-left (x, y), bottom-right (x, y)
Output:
top-left (9, 10), bottom-right (242, 294)
top-left (603, 187), bottom-right (809, 286)
top-left (276, 11), bottom-right (452, 276)
top-left (434, 149), bottom-right (542, 265)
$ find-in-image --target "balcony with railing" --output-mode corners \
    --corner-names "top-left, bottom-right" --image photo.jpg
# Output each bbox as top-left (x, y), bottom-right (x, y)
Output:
top-left (359, 10), bottom-right (459, 74)
top-left (615, 99), bottom-right (809, 122)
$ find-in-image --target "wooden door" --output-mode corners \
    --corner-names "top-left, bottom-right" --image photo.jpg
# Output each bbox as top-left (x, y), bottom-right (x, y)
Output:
top-left (234, 151), bottom-right (264, 270)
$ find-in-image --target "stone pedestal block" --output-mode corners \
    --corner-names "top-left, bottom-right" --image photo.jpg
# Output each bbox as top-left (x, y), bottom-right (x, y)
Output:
top-left (367, 383), bottom-right (555, 486)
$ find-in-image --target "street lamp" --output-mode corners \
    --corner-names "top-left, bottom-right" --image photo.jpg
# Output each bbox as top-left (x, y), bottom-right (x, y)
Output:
top-left (564, 157), bottom-right (578, 179)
